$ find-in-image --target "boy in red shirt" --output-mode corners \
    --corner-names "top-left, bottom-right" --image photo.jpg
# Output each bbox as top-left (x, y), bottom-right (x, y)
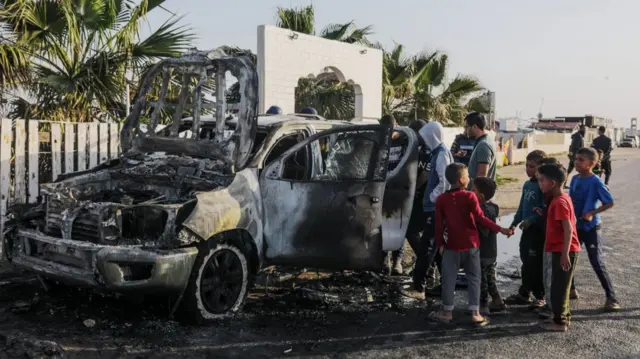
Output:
top-left (428, 163), bottom-right (511, 326)
top-left (537, 163), bottom-right (581, 332)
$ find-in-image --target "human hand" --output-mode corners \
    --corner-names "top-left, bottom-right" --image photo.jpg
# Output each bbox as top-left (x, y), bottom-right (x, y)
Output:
top-left (582, 211), bottom-right (595, 222)
top-left (438, 246), bottom-right (444, 255)
top-left (519, 220), bottom-right (532, 230)
top-left (560, 253), bottom-right (571, 272)
top-left (500, 227), bottom-right (512, 237)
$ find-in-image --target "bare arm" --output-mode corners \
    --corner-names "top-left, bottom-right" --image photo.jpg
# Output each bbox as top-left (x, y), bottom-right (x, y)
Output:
top-left (561, 220), bottom-right (573, 255)
top-left (476, 163), bottom-right (489, 178)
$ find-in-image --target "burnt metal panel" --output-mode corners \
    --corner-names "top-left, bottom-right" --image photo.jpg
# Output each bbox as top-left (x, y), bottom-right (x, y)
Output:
top-left (260, 125), bottom-right (391, 271)
top-left (121, 49), bottom-right (258, 172)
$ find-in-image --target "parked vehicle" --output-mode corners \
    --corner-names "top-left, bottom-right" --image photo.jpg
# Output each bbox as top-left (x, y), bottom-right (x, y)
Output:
top-left (2, 50), bottom-right (419, 322)
top-left (620, 136), bottom-right (639, 148)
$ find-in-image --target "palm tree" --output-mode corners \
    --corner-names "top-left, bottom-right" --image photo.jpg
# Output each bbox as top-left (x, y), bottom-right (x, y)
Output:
top-left (276, 5), bottom-right (373, 45)
top-left (0, 0), bottom-right (194, 122)
top-left (410, 53), bottom-right (484, 125)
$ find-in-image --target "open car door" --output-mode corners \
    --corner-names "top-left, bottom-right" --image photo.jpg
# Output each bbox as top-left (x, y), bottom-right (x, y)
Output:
top-left (381, 127), bottom-right (419, 251)
top-left (260, 125), bottom-right (392, 271)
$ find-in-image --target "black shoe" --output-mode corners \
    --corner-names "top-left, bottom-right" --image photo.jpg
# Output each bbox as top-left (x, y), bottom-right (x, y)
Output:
top-left (426, 285), bottom-right (441, 297)
top-left (504, 293), bottom-right (532, 305)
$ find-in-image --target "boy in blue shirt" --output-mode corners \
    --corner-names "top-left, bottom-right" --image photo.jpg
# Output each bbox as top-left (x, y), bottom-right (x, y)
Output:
top-left (568, 147), bottom-right (619, 311)
top-left (506, 150), bottom-right (547, 309)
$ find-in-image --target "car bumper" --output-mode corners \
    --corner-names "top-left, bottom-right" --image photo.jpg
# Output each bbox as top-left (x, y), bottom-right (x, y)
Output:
top-left (11, 229), bottom-right (198, 293)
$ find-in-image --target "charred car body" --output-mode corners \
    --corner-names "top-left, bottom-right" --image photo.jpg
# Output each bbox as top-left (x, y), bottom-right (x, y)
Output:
top-left (2, 50), bottom-right (419, 322)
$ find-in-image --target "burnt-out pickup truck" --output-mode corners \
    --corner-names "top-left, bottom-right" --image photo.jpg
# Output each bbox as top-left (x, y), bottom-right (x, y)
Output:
top-left (2, 50), bottom-right (419, 322)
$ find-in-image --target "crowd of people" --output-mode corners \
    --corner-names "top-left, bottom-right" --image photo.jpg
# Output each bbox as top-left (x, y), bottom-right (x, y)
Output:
top-left (380, 112), bottom-right (619, 333)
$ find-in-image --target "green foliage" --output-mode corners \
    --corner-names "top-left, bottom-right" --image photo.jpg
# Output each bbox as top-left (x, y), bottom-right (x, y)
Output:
top-left (0, 0), bottom-right (194, 122)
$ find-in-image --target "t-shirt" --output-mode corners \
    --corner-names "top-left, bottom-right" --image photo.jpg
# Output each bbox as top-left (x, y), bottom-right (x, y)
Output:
top-left (479, 201), bottom-right (499, 259)
top-left (388, 132), bottom-right (407, 171)
top-left (435, 188), bottom-right (502, 252)
top-left (545, 193), bottom-right (581, 253)
top-left (569, 174), bottom-right (613, 231)
top-left (467, 134), bottom-right (496, 189)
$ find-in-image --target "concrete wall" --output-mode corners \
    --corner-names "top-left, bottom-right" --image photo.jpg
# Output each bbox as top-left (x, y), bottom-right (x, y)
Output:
top-left (257, 25), bottom-right (383, 120)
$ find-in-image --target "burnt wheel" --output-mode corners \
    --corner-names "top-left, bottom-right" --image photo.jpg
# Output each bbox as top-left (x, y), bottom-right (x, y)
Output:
top-left (180, 241), bottom-right (250, 323)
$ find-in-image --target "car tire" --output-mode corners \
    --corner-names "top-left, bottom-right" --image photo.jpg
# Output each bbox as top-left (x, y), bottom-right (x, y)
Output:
top-left (179, 238), bottom-right (251, 323)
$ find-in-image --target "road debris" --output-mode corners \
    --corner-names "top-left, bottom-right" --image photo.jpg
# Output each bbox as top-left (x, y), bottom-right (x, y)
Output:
top-left (83, 319), bottom-right (96, 328)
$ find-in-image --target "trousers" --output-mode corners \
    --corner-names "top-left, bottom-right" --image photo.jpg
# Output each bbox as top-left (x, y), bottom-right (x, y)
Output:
top-left (412, 211), bottom-right (435, 291)
top-left (519, 227), bottom-right (545, 299)
top-left (480, 258), bottom-right (501, 306)
top-left (571, 228), bottom-right (617, 301)
top-left (441, 248), bottom-right (481, 312)
top-left (550, 252), bottom-right (579, 325)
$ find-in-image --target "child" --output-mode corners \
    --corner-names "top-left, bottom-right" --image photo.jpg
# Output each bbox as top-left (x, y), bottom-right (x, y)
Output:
top-left (568, 147), bottom-right (619, 311)
top-left (472, 177), bottom-right (506, 315)
top-left (428, 163), bottom-right (511, 326)
top-left (506, 150), bottom-right (547, 310)
top-left (537, 163), bottom-right (581, 332)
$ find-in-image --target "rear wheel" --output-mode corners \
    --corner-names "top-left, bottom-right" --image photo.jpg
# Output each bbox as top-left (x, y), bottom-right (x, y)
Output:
top-left (179, 239), bottom-right (250, 323)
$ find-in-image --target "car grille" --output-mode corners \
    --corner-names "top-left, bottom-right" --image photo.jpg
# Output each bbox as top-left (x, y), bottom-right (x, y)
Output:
top-left (45, 204), bottom-right (101, 243)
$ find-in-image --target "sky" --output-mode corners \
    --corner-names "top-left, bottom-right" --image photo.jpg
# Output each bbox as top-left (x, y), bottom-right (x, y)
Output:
top-left (145, 0), bottom-right (640, 127)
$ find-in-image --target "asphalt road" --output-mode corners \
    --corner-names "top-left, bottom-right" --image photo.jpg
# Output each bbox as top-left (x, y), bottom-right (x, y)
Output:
top-left (1, 149), bottom-right (640, 358)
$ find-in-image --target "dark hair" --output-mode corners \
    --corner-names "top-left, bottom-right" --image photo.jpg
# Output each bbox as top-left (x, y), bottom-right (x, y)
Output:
top-left (537, 163), bottom-right (567, 185)
top-left (576, 147), bottom-right (598, 161)
top-left (408, 119), bottom-right (427, 134)
top-left (464, 112), bottom-right (487, 130)
top-left (539, 157), bottom-right (560, 166)
top-left (473, 177), bottom-right (497, 201)
top-left (598, 126), bottom-right (606, 133)
top-left (380, 114), bottom-right (396, 127)
top-left (445, 163), bottom-right (467, 185)
top-left (579, 124), bottom-right (586, 131)
top-left (526, 150), bottom-right (547, 163)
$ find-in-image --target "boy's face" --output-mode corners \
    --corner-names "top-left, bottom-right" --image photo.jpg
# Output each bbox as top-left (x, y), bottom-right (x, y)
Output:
top-left (574, 153), bottom-right (595, 173)
top-left (525, 160), bottom-right (539, 178)
top-left (537, 174), bottom-right (556, 194)
top-left (459, 169), bottom-right (470, 188)
top-left (472, 184), bottom-right (485, 203)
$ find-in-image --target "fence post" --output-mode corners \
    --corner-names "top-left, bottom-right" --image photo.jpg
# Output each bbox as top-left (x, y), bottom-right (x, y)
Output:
top-left (109, 123), bottom-right (119, 159)
top-left (14, 120), bottom-right (26, 204)
top-left (51, 123), bottom-right (62, 182)
top-left (0, 119), bottom-right (13, 258)
top-left (27, 121), bottom-right (39, 204)
top-left (77, 123), bottom-right (87, 171)
top-left (99, 123), bottom-right (109, 164)
top-left (64, 123), bottom-right (75, 174)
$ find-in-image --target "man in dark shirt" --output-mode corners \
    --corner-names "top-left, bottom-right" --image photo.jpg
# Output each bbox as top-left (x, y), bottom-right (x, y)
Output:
top-left (565, 125), bottom-right (585, 187)
top-left (451, 133), bottom-right (475, 166)
top-left (591, 126), bottom-right (613, 186)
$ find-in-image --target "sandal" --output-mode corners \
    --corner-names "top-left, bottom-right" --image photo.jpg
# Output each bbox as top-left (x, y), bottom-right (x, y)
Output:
top-left (428, 311), bottom-right (452, 324)
top-left (471, 315), bottom-right (490, 327)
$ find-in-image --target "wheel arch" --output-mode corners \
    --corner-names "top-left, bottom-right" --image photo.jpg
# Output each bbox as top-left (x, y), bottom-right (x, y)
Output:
top-left (206, 228), bottom-right (260, 276)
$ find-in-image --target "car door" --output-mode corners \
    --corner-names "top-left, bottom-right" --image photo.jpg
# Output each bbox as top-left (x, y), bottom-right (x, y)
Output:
top-left (260, 125), bottom-right (392, 271)
top-left (381, 127), bottom-right (419, 251)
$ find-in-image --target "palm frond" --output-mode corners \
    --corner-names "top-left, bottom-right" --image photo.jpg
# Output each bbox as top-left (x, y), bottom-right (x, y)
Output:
top-left (276, 5), bottom-right (315, 34)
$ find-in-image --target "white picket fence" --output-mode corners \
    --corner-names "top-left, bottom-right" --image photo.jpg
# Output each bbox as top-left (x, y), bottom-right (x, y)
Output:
top-left (0, 119), bottom-right (121, 241)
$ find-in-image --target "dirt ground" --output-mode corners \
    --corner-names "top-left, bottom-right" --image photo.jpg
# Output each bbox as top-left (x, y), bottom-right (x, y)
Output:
top-left (1, 148), bottom-right (640, 358)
